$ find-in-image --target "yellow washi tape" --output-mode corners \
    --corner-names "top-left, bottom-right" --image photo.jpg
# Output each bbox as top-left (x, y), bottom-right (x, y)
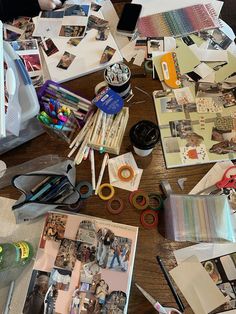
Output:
top-left (98, 183), bottom-right (115, 200)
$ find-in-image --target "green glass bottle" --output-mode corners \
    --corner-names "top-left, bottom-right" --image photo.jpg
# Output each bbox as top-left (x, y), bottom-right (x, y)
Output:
top-left (0, 241), bottom-right (33, 271)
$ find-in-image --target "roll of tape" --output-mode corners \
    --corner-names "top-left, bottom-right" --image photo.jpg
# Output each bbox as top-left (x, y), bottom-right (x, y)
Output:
top-left (132, 191), bottom-right (149, 210)
top-left (76, 181), bottom-right (93, 199)
top-left (107, 197), bottom-right (124, 214)
top-left (117, 165), bottom-right (134, 182)
top-left (98, 183), bottom-right (115, 200)
top-left (148, 193), bottom-right (163, 211)
top-left (144, 60), bottom-right (153, 73)
top-left (94, 81), bottom-right (108, 95)
top-left (140, 209), bottom-right (158, 229)
top-left (129, 190), bottom-right (146, 207)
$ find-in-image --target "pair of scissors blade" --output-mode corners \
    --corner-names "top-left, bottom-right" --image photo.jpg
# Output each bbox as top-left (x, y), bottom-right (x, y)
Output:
top-left (196, 184), bottom-right (221, 195)
top-left (135, 283), bottom-right (167, 314)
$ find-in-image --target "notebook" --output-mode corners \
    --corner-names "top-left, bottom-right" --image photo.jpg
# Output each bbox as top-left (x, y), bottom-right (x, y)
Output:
top-left (21, 211), bottom-right (138, 314)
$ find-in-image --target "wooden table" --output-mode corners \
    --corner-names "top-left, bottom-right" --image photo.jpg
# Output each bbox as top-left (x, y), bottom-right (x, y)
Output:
top-left (0, 2), bottom-right (236, 313)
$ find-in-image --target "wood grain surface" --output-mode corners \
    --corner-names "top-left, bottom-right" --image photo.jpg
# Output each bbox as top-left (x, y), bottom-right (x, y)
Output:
top-left (0, 1), bottom-right (236, 313)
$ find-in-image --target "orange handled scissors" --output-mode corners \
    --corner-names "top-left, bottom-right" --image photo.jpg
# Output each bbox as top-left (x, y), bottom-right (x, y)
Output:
top-left (135, 283), bottom-right (182, 314)
top-left (197, 165), bottom-right (236, 195)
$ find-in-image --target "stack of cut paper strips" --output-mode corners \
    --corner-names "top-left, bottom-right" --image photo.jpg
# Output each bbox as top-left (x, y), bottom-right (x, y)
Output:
top-left (119, 2), bottom-right (236, 168)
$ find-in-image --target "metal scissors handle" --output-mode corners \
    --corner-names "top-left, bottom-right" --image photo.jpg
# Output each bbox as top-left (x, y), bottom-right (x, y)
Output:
top-left (216, 165), bottom-right (236, 189)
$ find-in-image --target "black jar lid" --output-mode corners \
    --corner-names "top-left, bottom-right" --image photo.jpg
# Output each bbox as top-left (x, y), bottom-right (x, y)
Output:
top-left (129, 120), bottom-right (160, 150)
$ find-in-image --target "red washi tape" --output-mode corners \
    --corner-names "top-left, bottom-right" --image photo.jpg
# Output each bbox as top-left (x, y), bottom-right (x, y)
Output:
top-left (140, 209), bottom-right (158, 229)
top-left (107, 197), bottom-right (124, 214)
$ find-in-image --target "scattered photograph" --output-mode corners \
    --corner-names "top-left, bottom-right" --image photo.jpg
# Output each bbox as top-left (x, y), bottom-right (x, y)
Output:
top-left (169, 120), bottom-right (192, 138)
top-left (96, 228), bottom-right (115, 269)
top-left (83, 261), bottom-right (101, 276)
top-left (24, 22), bottom-right (35, 39)
top-left (218, 91), bottom-right (236, 108)
top-left (41, 10), bottom-right (64, 18)
top-left (57, 51), bottom-right (76, 70)
top-left (96, 27), bottom-right (109, 41)
top-left (173, 86), bottom-right (195, 106)
top-left (42, 212), bottom-right (67, 243)
top-left (184, 132), bottom-right (204, 147)
top-left (160, 96), bottom-right (183, 112)
top-left (54, 238), bottom-right (79, 270)
top-left (49, 268), bottom-right (72, 291)
top-left (69, 288), bottom-right (83, 314)
top-left (218, 282), bottom-right (235, 302)
top-left (75, 291), bottom-right (101, 313)
top-left (39, 38), bottom-right (59, 57)
top-left (76, 220), bottom-right (97, 245)
top-left (10, 39), bottom-right (37, 51)
top-left (104, 290), bottom-right (127, 313)
top-left (147, 37), bottom-right (164, 58)
top-left (22, 270), bottom-right (51, 314)
top-left (10, 16), bottom-right (31, 29)
top-left (107, 236), bottom-right (132, 272)
top-left (211, 127), bottom-right (226, 142)
top-left (59, 25), bottom-right (86, 37)
top-left (154, 89), bottom-right (172, 98)
top-left (208, 28), bottom-right (232, 50)
top-left (21, 53), bottom-right (42, 74)
top-left (197, 82), bottom-right (223, 96)
top-left (4, 27), bottom-right (23, 41)
top-left (67, 37), bottom-right (82, 46)
top-left (77, 242), bottom-right (96, 263)
top-left (94, 279), bottom-right (109, 307)
top-left (220, 254), bottom-right (236, 281)
top-left (163, 137), bottom-right (180, 153)
top-left (64, 4), bottom-right (90, 17)
top-left (91, 2), bottom-right (102, 11)
top-left (100, 46), bottom-right (116, 64)
top-left (87, 15), bottom-right (109, 30)
top-left (203, 260), bottom-right (222, 284)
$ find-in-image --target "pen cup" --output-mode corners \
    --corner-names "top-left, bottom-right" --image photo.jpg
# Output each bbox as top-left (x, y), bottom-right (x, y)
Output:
top-left (95, 62), bottom-right (132, 100)
top-left (38, 110), bottom-right (80, 144)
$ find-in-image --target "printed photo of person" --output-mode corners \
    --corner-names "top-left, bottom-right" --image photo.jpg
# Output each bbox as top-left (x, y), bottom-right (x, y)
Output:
top-left (59, 25), bottom-right (85, 37)
top-left (70, 288), bottom-right (82, 314)
top-left (77, 242), bottom-right (96, 263)
top-left (96, 228), bottom-right (114, 268)
top-left (49, 268), bottom-right (72, 291)
top-left (108, 237), bottom-right (132, 272)
top-left (100, 46), bottom-right (116, 64)
top-left (104, 291), bottom-right (127, 313)
top-left (44, 284), bottom-right (58, 314)
top-left (23, 270), bottom-right (50, 314)
top-left (64, 4), bottom-right (90, 16)
top-left (57, 51), bottom-right (76, 70)
top-left (54, 238), bottom-right (79, 270)
top-left (95, 279), bottom-right (109, 307)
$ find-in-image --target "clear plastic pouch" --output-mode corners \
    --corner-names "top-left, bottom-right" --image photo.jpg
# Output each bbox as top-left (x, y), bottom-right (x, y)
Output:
top-left (164, 194), bottom-right (236, 243)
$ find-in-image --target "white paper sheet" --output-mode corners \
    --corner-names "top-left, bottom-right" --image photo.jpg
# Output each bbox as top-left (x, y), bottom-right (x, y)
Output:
top-left (170, 255), bottom-right (226, 314)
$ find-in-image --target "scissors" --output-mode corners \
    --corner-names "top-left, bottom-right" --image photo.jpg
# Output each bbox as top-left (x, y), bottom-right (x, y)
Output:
top-left (197, 165), bottom-right (236, 195)
top-left (135, 283), bottom-right (182, 314)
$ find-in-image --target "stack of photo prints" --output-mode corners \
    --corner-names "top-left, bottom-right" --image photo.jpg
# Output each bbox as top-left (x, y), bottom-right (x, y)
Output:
top-left (22, 211), bottom-right (138, 314)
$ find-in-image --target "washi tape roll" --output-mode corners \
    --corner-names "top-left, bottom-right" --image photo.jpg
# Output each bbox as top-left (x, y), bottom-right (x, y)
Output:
top-left (76, 181), bottom-right (93, 199)
top-left (140, 209), bottom-right (158, 229)
top-left (132, 191), bottom-right (149, 210)
top-left (129, 190), bottom-right (146, 207)
top-left (107, 197), bottom-right (124, 214)
top-left (117, 165), bottom-right (134, 182)
top-left (98, 183), bottom-right (115, 200)
top-left (144, 60), bottom-right (153, 73)
top-left (148, 193), bottom-right (163, 211)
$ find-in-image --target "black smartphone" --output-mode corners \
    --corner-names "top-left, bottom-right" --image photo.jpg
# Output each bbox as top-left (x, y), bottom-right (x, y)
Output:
top-left (116, 3), bottom-right (142, 35)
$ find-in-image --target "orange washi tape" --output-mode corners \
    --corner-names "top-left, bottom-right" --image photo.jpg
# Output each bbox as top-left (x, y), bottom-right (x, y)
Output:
top-left (117, 165), bottom-right (134, 182)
